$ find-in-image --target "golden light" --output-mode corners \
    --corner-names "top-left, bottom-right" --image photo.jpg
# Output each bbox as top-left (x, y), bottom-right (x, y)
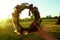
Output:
top-left (1, 7), bottom-right (12, 19)
top-left (0, 0), bottom-right (16, 20)
top-left (0, 0), bottom-right (32, 20)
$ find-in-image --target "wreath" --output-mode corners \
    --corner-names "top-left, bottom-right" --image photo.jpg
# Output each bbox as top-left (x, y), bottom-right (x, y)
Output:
top-left (12, 3), bottom-right (41, 35)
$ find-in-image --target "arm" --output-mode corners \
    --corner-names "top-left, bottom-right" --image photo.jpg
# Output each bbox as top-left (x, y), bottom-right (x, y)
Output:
top-left (33, 22), bottom-right (57, 40)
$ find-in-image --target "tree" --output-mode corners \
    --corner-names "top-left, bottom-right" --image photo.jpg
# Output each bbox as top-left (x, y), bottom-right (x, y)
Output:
top-left (56, 16), bottom-right (60, 24)
top-left (46, 15), bottom-right (52, 19)
top-left (56, 13), bottom-right (60, 24)
top-left (53, 16), bottom-right (58, 19)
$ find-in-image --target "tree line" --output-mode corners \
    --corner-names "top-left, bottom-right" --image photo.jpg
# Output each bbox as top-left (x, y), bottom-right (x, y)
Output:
top-left (42, 15), bottom-right (60, 19)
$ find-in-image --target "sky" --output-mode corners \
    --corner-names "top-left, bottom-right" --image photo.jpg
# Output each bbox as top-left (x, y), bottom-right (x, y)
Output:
top-left (0, 0), bottom-right (60, 19)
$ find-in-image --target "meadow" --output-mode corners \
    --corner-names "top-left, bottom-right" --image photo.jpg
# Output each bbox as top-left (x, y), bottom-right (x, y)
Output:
top-left (0, 19), bottom-right (60, 40)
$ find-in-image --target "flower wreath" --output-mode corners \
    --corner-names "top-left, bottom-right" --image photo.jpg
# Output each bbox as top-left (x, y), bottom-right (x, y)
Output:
top-left (12, 3), bottom-right (41, 35)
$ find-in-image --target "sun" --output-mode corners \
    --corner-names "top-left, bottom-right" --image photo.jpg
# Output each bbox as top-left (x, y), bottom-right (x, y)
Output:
top-left (0, 8), bottom-right (13, 19)
top-left (0, 10), bottom-right (8, 19)
top-left (0, 3), bottom-right (15, 20)
top-left (0, 0), bottom-right (15, 20)
top-left (0, 14), bottom-right (7, 19)
top-left (0, 6), bottom-right (30, 20)
top-left (0, 0), bottom-right (31, 20)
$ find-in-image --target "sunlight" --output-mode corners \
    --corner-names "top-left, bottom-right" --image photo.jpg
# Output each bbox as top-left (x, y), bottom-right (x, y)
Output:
top-left (0, 0), bottom-right (16, 20)
top-left (0, 5), bottom-right (14, 19)
top-left (0, 0), bottom-right (30, 20)
top-left (0, 19), bottom-right (6, 28)
top-left (0, 8), bottom-right (13, 19)
top-left (0, 0), bottom-right (60, 20)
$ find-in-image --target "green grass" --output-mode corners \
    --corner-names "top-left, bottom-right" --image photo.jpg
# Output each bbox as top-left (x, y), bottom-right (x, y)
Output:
top-left (20, 21), bottom-right (33, 28)
top-left (0, 19), bottom-right (60, 40)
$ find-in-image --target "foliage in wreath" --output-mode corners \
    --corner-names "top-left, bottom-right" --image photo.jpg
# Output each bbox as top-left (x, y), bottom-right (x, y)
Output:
top-left (12, 3), bottom-right (42, 35)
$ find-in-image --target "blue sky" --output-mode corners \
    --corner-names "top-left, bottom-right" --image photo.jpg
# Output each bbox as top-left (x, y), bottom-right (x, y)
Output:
top-left (26, 0), bottom-right (60, 17)
top-left (0, 0), bottom-right (60, 19)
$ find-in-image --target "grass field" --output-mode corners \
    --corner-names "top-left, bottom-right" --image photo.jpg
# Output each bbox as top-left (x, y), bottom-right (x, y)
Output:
top-left (0, 19), bottom-right (60, 40)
